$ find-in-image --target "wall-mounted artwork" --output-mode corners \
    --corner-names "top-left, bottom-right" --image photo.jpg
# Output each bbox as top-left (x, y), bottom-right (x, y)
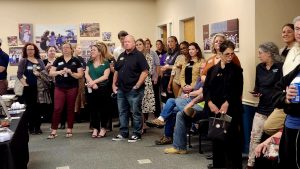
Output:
top-left (7, 36), bottom-right (18, 46)
top-left (203, 18), bottom-right (239, 52)
top-left (80, 23), bottom-right (100, 37)
top-left (35, 24), bottom-right (77, 52)
top-left (102, 32), bottom-right (112, 41)
top-left (18, 23), bottom-right (33, 45)
top-left (9, 47), bottom-right (23, 66)
top-left (80, 40), bottom-right (98, 63)
top-left (105, 43), bottom-right (115, 54)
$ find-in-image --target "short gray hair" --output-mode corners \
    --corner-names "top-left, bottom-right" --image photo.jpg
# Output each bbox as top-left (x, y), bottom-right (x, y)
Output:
top-left (259, 42), bottom-right (284, 62)
top-left (293, 16), bottom-right (300, 24)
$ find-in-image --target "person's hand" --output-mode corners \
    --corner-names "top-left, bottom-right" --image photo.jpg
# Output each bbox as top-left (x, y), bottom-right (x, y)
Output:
top-left (87, 80), bottom-right (96, 88)
top-left (208, 101), bottom-right (219, 114)
top-left (112, 84), bottom-right (118, 94)
top-left (183, 85), bottom-right (193, 93)
top-left (46, 63), bottom-right (52, 70)
top-left (161, 64), bottom-right (169, 72)
top-left (167, 83), bottom-right (172, 93)
top-left (58, 70), bottom-right (65, 76)
top-left (253, 93), bottom-right (262, 97)
top-left (185, 101), bottom-right (195, 110)
top-left (92, 83), bottom-right (98, 89)
top-left (285, 85), bottom-right (298, 103)
top-left (188, 91), bottom-right (197, 97)
top-left (66, 68), bottom-right (72, 74)
top-left (33, 70), bottom-right (40, 77)
top-left (219, 101), bottom-right (229, 114)
top-left (255, 142), bottom-right (268, 158)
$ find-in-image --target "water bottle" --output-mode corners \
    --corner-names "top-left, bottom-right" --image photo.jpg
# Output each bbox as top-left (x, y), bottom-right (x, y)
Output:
top-left (291, 76), bottom-right (300, 103)
top-left (87, 87), bottom-right (92, 93)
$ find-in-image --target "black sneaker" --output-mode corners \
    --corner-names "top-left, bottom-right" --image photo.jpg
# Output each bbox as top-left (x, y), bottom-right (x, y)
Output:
top-left (112, 134), bottom-right (126, 141)
top-left (128, 135), bottom-right (141, 143)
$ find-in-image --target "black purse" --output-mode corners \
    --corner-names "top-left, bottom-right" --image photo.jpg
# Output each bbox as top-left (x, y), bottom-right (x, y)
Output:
top-left (207, 114), bottom-right (231, 141)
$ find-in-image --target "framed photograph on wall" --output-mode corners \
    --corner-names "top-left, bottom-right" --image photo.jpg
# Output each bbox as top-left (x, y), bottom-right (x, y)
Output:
top-left (35, 24), bottom-right (77, 52)
top-left (18, 23), bottom-right (33, 45)
top-left (102, 32), bottom-right (112, 41)
top-left (9, 47), bottom-right (23, 66)
top-left (105, 42), bottom-right (115, 54)
top-left (80, 23), bottom-right (100, 37)
top-left (80, 40), bottom-right (98, 63)
top-left (203, 18), bottom-right (239, 52)
top-left (7, 36), bottom-right (18, 46)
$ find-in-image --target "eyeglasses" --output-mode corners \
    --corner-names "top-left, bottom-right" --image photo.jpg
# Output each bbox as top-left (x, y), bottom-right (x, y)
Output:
top-left (223, 52), bottom-right (234, 56)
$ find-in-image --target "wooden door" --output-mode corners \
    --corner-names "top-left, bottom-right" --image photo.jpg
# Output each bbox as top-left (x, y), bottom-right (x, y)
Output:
top-left (184, 18), bottom-right (195, 43)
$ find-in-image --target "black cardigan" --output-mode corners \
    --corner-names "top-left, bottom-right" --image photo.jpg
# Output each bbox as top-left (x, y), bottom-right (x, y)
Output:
top-left (272, 64), bottom-right (300, 117)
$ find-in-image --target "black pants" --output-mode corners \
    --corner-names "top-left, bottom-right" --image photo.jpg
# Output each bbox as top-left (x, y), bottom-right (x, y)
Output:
top-left (278, 126), bottom-right (300, 169)
top-left (212, 120), bottom-right (242, 169)
top-left (152, 77), bottom-right (161, 117)
top-left (88, 87), bottom-right (109, 131)
top-left (23, 86), bottom-right (41, 132)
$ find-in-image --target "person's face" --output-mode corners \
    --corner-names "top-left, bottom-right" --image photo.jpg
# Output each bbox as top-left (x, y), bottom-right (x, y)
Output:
top-left (26, 45), bottom-right (35, 57)
top-left (120, 36), bottom-right (126, 46)
top-left (179, 44), bottom-right (188, 55)
top-left (221, 48), bottom-right (234, 63)
top-left (156, 41), bottom-right (162, 50)
top-left (145, 41), bottom-right (151, 51)
top-left (62, 44), bottom-right (72, 55)
top-left (258, 49), bottom-right (271, 63)
top-left (282, 26), bottom-right (295, 44)
top-left (136, 41), bottom-right (145, 52)
top-left (47, 47), bottom-right (56, 58)
top-left (91, 46), bottom-right (99, 59)
top-left (75, 46), bottom-right (82, 55)
top-left (189, 45), bottom-right (198, 57)
top-left (124, 36), bottom-right (135, 50)
top-left (214, 36), bottom-right (225, 52)
top-left (294, 21), bottom-right (300, 42)
top-left (167, 38), bottom-right (177, 50)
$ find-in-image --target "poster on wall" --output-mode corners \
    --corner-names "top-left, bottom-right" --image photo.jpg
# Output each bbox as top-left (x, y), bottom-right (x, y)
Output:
top-left (7, 36), bottom-right (18, 46)
top-left (18, 23), bottom-right (33, 45)
top-left (35, 24), bottom-right (77, 52)
top-left (202, 18), bottom-right (239, 52)
top-left (9, 47), bottom-right (23, 66)
top-left (80, 23), bottom-right (100, 37)
top-left (102, 32), bottom-right (112, 41)
top-left (80, 40), bottom-right (98, 63)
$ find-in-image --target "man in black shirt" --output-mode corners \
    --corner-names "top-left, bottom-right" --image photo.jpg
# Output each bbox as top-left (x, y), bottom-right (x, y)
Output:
top-left (112, 35), bottom-right (149, 142)
top-left (0, 38), bottom-right (9, 95)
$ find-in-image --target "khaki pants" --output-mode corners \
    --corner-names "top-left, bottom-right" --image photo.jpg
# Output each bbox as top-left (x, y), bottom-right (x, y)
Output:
top-left (263, 108), bottom-right (286, 136)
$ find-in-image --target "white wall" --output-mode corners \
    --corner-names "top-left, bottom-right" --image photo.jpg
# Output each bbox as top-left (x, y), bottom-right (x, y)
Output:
top-left (0, 0), bottom-right (157, 76)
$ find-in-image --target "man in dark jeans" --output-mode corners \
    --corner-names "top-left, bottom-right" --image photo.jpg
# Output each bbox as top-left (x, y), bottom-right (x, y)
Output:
top-left (0, 38), bottom-right (9, 95)
top-left (112, 35), bottom-right (149, 143)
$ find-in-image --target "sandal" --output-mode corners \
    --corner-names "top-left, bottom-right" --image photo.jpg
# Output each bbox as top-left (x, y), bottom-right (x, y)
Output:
top-left (92, 130), bottom-right (98, 138)
top-left (98, 129), bottom-right (107, 138)
top-left (47, 133), bottom-right (58, 139)
top-left (65, 132), bottom-right (73, 138)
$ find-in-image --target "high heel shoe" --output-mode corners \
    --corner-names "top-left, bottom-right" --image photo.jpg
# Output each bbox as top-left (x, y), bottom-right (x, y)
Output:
top-left (98, 129), bottom-right (107, 138)
top-left (92, 130), bottom-right (98, 138)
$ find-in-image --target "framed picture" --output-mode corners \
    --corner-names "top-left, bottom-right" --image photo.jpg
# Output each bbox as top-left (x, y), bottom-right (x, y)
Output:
top-left (80, 40), bottom-right (98, 63)
top-left (102, 32), bottom-right (112, 41)
top-left (18, 23), bottom-right (33, 45)
top-left (7, 36), bottom-right (18, 46)
top-left (105, 42), bottom-right (115, 54)
top-left (35, 24), bottom-right (77, 52)
top-left (203, 18), bottom-right (239, 52)
top-left (9, 47), bottom-right (23, 66)
top-left (80, 23), bottom-right (100, 37)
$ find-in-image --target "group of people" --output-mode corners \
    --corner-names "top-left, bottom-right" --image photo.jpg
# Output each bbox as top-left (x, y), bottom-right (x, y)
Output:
top-left (0, 15), bottom-right (300, 169)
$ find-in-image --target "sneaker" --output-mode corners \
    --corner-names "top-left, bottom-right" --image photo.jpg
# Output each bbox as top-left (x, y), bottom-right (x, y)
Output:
top-left (128, 135), bottom-right (141, 143)
top-left (155, 136), bottom-right (172, 145)
top-left (112, 134), bottom-right (126, 141)
top-left (164, 147), bottom-right (187, 154)
top-left (146, 119), bottom-right (165, 128)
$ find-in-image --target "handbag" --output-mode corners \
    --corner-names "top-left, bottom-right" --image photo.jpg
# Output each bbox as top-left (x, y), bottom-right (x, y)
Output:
top-left (207, 114), bottom-right (231, 141)
top-left (14, 79), bottom-right (24, 96)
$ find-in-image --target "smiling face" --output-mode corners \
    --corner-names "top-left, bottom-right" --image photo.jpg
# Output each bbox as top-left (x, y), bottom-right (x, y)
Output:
top-left (189, 45), bottom-right (198, 57)
top-left (62, 43), bottom-right (72, 56)
top-left (135, 40), bottom-right (145, 52)
top-left (91, 46), bottom-right (100, 59)
top-left (179, 43), bottom-right (188, 55)
top-left (26, 45), bottom-right (35, 57)
top-left (213, 36), bottom-right (225, 53)
top-left (282, 26), bottom-right (295, 44)
top-left (47, 47), bottom-right (56, 58)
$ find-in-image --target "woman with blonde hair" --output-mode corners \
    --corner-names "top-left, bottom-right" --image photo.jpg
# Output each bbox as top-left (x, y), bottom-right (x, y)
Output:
top-left (85, 42), bottom-right (111, 138)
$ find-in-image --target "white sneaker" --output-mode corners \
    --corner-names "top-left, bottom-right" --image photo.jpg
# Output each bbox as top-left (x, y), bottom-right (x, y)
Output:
top-left (112, 134), bottom-right (126, 141)
top-left (128, 135), bottom-right (141, 143)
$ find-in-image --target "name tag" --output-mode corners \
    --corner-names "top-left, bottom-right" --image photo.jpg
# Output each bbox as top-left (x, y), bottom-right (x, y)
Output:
top-left (27, 66), bottom-right (33, 70)
top-left (272, 68), bottom-right (278, 73)
top-left (58, 62), bottom-right (64, 66)
top-left (119, 57), bottom-right (124, 61)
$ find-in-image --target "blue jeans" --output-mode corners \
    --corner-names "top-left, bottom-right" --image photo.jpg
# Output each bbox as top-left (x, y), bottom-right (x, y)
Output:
top-left (164, 97), bottom-right (192, 137)
top-left (117, 88), bottom-right (144, 137)
top-left (173, 104), bottom-right (205, 150)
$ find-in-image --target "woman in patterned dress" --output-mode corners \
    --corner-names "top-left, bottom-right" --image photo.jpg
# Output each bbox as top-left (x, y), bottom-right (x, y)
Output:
top-left (135, 38), bottom-right (155, 133)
